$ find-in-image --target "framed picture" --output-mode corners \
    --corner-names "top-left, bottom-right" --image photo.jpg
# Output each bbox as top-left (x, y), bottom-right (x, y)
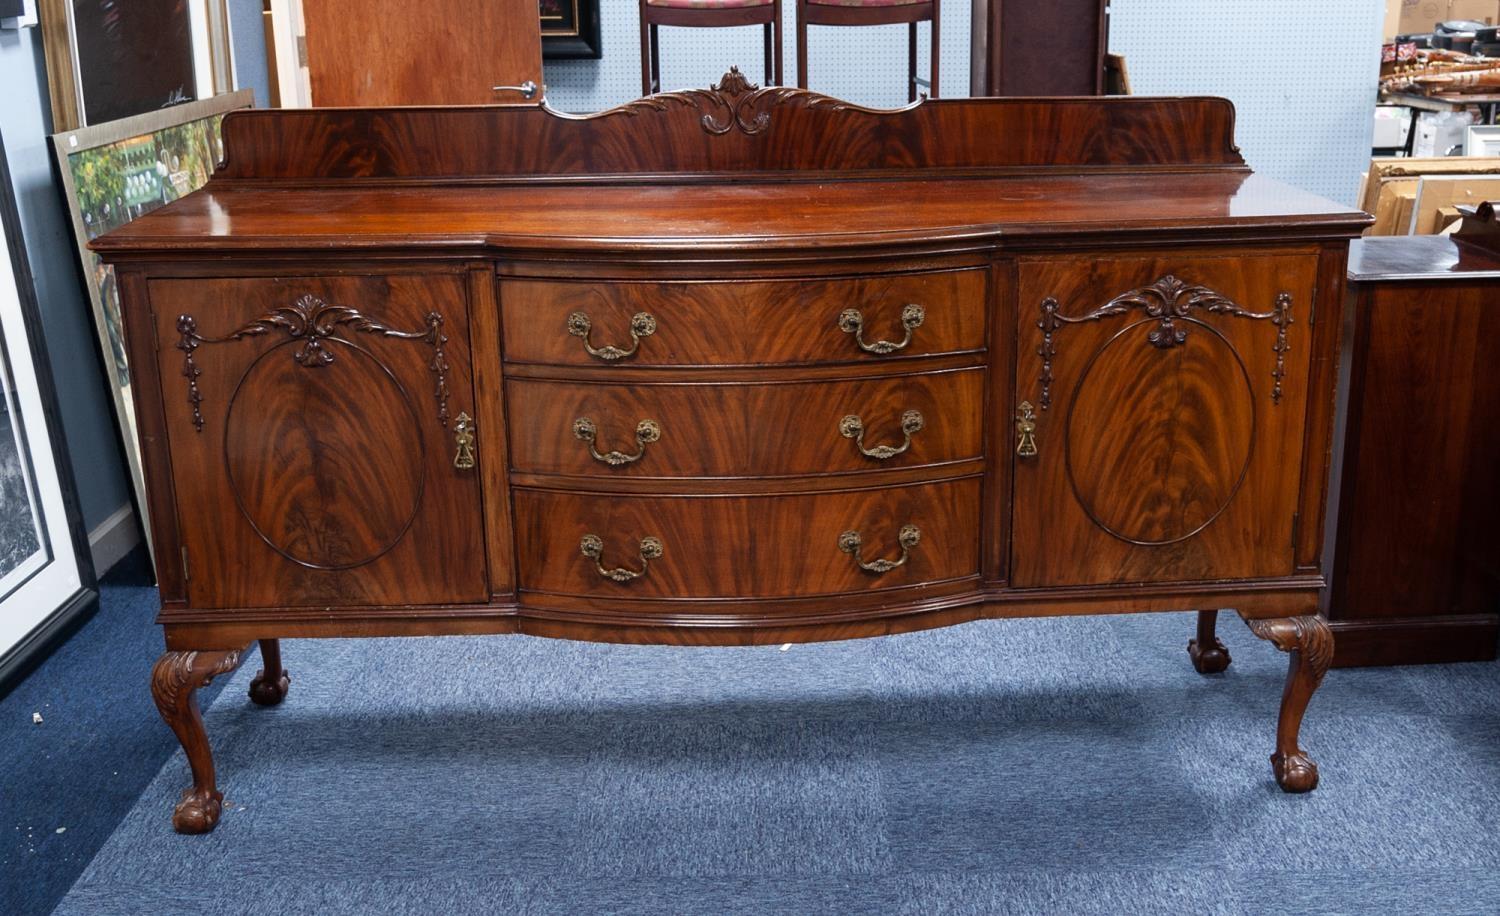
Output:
top-left (541, 0), bottom-right (601, 60)
top-left (1467, 125), bottom-right (1500, 158)
top-left (38, 0), bottom-right (237, 131)
top-left (0, 127), bottom-right (98, 696)
top-left (52, 90), bottom-right (254, 562)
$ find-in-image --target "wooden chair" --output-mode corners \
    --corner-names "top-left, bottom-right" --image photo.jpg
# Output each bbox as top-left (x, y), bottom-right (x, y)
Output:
top-left (639, 1), bottom-right (785, 97)
top-left (797, 0), bottom-right (939, 101)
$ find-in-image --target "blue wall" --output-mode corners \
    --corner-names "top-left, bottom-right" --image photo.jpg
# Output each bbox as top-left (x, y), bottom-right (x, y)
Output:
top-left (0, 25), bottom-right (132, 536)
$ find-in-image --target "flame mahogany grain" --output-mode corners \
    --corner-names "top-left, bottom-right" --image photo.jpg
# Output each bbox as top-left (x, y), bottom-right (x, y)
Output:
top-left (94, 79), bottom-right (1372, 830)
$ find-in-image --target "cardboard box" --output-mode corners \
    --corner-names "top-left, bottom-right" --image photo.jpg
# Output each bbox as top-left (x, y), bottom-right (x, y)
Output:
top-left (1391, 0), bottom-right (1500, 39)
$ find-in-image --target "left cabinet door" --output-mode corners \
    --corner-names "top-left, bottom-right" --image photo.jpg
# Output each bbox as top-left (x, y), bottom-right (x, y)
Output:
top-left (149, 274), bottom-right (488, 609)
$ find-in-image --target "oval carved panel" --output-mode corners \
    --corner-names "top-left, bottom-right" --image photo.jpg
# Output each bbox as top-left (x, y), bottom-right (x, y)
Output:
top-left (1064, 318), bottom-right (1255, 546)
top-left (224, 338), bottom-right (426, 570)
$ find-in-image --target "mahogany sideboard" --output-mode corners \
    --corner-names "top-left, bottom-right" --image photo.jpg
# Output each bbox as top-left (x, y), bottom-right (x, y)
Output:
top-left (93, 70), bottom-right (1370, 834)
top-left (1327, 230), bottom-right (1500, 666)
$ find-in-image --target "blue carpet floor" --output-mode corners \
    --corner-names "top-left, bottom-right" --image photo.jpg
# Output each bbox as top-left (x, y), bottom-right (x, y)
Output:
top-left (0, 578), bottom-right (234, 916)
top-left (20, 603), bottom-right (1500, 915)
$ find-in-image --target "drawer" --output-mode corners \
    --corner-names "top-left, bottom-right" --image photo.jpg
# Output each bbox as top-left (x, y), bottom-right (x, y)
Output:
top-left (514, 479), bottom-right (980, 599)
top-left (506, 368), bottom-right (983, 478)
top-left (500, 269), bottom-right (986, 367)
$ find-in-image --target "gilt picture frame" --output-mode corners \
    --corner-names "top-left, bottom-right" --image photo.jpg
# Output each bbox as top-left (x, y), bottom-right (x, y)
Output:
top-left (38, 0), bottom-right (237, 132)
top-left (541, 0), bottom-right (602, 60)
top-left (0, 128), bottom-right (98, 697)
top-left (51, 90), bottom-right (253, 563)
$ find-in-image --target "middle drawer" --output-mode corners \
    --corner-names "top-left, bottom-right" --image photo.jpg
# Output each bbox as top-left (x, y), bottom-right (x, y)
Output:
top-left (506, 368), bottom-right (983, 478)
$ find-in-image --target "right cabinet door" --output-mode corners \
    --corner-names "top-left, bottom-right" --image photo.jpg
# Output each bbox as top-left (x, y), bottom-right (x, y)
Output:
top-left (1012, 252), bottom-right (1319, 587)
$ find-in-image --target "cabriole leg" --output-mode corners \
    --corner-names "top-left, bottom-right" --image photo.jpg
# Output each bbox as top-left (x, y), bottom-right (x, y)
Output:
top-left (249, 639), bottom-right (291, 707)
top-left (151, 648), bottom-right (244, 834)
top-left (1188, 608), bottom-right (1232, 674)
top-left (1242, 614), bottom-right (1334, 793)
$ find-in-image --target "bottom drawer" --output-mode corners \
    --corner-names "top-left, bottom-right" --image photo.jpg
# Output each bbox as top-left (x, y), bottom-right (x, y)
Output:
top-left (514, 479), bottom-right (980, 600)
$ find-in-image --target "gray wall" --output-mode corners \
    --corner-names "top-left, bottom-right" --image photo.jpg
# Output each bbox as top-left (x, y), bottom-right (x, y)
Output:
top-left (0, 25), bottom-right (132, 537)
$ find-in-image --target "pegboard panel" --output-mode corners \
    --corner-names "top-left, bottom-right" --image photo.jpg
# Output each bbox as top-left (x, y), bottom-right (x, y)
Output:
top-left (1109, 0), bottom-right (1384, 206)
top-left (544, 2), bottom-right (971, 112)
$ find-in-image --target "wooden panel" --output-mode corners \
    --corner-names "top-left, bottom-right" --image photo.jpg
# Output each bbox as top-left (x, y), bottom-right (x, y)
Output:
top-left (514, 479), bottom-right (980, 601)
top-left (211, 93), bottom-right (1246, 182)
top-left (501, 270), bottom-right (986, 368)
top-left (506, 368), bottom-right (983, 478)
top-left (1012, 251), bottom-right (1319, 587)
top-left (979, 0), bottom-right (1108, 96)
top-left (1328, 278), bottom-right (1500, 664)
top-left (303, 0), bottom-right (541, 106)
top-left (148, 273), bottom-right (487, 608)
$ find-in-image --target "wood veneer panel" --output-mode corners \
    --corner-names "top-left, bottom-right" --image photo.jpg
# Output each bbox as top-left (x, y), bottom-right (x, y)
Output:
top-left (148, 274), bottom-right (487, 609)
top-left (500, 270), bottom-right (985, 368)
top-left (513, 478), bottom-right (980, 601)
top-left (1012, 251), bottom-right (1319, 587)
top-left (1329, 280), bottom-right (1500, 651)
top-left (213, 95), bottom-right (1244, 182)
top-left (505, 368), bottom-right (982, 478)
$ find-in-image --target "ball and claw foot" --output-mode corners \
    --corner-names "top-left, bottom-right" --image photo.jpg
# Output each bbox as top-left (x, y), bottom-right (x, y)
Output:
top-left (1188, 635), bottom-right (1231, 674)
top-left (247, 639), bottom-right (290, 707)
top-left (1272, 751), bottom-right (1320, 793)
top-left (1188, 609), bottom-right (1232, 674)
top-left (171, 787), bottom-right (224, 835)
top-left (248, 667), bottom-right (290, 706)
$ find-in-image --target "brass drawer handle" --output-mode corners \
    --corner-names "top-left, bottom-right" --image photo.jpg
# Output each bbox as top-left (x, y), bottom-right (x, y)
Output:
top-left (1015, 400), bottom-right (1038, 458)
top-left (837, 303), bottom-right (925, 354)
top-left (838, 524), bottom-right (920, 574)
top-left (580, 534), bottom-right (663, 582)
top-left (453, 412), bottom-right (477, 469)
top-left (566, 311), bottom-right (656, 361)
top-left (839, 410), bottom-right (923, 460)
top-left (573, 417), bottom-right (661, 466)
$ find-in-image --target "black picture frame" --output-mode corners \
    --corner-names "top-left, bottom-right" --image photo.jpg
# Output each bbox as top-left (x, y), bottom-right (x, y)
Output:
top-left (541, 0), bottom-right (602, 60)
top-left (0, 128), bottom-right (100, 698)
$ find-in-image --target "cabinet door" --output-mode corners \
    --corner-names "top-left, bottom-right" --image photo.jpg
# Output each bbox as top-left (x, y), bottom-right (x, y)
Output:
top-left (150, 274), bottom-right (487, 609)
top-left (1012, 253), bottom-right (1318, 587)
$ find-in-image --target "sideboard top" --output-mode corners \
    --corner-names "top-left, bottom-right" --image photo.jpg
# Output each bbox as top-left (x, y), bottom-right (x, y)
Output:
top-left (93, 71), bottom-right (1371, 259)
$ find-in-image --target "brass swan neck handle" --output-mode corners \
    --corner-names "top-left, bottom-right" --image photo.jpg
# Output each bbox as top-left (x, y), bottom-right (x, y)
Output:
top-left (837, 303), bottom-right (925, 354)
top-left (838, 524), bottom-right (920, 574)
top-left (840, 409), bottom-right (923, 460)
top-left (566, 311), bottom-right (657, 361)
top-left (574, 417), bottom-right (661, 465)
top-left (580, 534), bottom-right (663, 582)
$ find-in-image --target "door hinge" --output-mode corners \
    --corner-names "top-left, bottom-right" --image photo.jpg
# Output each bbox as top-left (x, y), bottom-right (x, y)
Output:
top-left (1290, 511), bottom-right (1301, 550)
top-left (180, 545), bottom-right (190, 583)
top-left (296, 36), bottom-right (308, 68)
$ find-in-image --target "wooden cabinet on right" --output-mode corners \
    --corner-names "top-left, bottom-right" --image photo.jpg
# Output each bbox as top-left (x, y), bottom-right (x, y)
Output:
top-left (1011, 251), bottom-right (1319, 587)
top-left (1330, 236), bottom-right (1500, 666)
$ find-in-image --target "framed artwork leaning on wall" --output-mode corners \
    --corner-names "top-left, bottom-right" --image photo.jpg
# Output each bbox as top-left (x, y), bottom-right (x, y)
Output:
top-left (51, 90), bottom-right (254, 563)
top-left (0, 128), bottom-right (99, 698)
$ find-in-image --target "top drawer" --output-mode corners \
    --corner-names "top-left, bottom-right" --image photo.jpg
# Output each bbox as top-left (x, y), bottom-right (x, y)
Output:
top-left (500, 269), bottom-right (986, 368)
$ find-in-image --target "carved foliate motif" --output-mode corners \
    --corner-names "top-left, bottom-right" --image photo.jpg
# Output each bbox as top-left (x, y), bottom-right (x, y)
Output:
top-left (609, 66), bottom-right (902, 136)
top-left (177, 294), bottom-right (450, 431)
top-left (1036, 276), bottom-right (1292, 409)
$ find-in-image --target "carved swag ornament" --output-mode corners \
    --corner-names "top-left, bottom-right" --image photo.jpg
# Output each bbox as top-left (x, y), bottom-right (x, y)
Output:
top-left (177, 293), bottom-right (450, 432)
top-left (612, 66), bottom-right (894, 136)
top-left (1036, 275), bottom-right (1292, 409)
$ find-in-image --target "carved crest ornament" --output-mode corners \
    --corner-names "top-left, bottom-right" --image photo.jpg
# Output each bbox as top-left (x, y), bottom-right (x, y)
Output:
top-left (601, 66), bottom-right (915, 137)
top-left (1036, 275), bottom-right (1293, 409)
top-left (176, 294), bottom-right (450, 432)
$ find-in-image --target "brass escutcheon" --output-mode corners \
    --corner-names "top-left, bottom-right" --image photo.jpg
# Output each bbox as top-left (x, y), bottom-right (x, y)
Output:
top-left (453, 412), bottom-right (477, 469)
top-left (1015, 400), bottom-right (1038, 458)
